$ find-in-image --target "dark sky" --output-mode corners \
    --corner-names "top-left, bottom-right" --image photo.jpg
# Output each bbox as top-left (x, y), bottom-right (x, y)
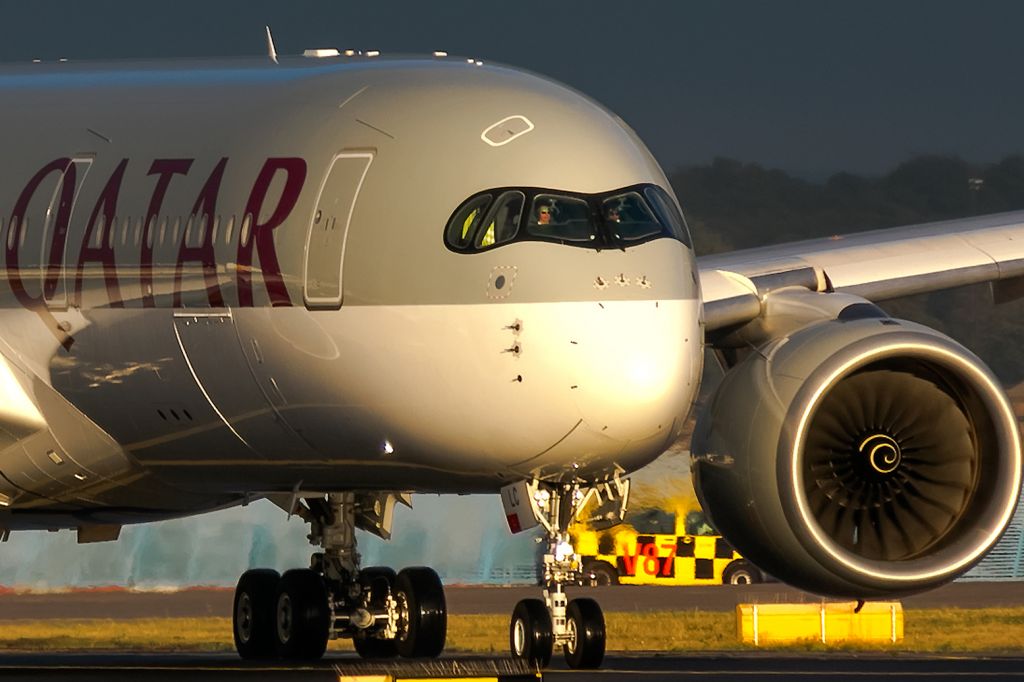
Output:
top-left (3, 1), bottom-right (1024, 177)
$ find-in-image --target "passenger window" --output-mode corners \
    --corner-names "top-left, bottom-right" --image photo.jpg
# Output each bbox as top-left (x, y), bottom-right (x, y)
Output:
top-left (446, 194), bottom-right (492, 249)
top-left (644, 186), bottom-right (692, 247)
top-left (602, 192), bottom-right (662, 242)
top-left (527, 194), bottom-right (595, 243)
top-left (240, 214), bottom-right (252, 247)
top-left (476, 191), bottom-right (524, 249)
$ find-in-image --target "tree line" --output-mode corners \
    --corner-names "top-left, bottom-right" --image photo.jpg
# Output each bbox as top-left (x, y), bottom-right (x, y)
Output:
top-left (668, 155), bottom-right (1024, 387)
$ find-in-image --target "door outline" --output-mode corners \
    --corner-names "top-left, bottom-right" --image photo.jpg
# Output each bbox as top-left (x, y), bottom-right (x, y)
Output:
top-left (42, 155), bottom-right (94, 309)
top-left (302, 151), bottom-right (374, 309)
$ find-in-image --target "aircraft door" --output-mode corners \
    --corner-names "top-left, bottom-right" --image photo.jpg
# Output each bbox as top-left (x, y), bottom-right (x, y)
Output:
top-left (43, 157), bottom-right (92, 308)
top-left (7, 156), bottom-right (92, 309)
top-left (303, 152), bottom-right (373, 310)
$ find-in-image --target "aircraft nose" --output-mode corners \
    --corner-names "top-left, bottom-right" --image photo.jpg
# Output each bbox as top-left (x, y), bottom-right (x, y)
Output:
top-left (566, 299), bottom-right (697, 440)
top-left (513, 297), bottom-right (700, 478)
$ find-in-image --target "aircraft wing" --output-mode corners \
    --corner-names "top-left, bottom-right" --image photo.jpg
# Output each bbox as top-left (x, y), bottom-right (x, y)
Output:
top-left (698, 210), bottom-right (1024, 332)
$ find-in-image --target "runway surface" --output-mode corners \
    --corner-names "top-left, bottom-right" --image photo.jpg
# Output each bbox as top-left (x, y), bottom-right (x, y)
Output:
top-left (2, 584), bottom-right (1022, 680)
top-left (0, 652), bottom-right (1022, 681)
top-left (2, 581), bottom-right (1020, 619)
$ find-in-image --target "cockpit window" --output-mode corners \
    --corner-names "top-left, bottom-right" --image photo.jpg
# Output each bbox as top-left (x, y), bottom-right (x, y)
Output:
top-left (602, 191), bottom-right (662, 243)
top-left (644, 186), bottom-right (693, 247)
top-left (477, 190), bottom-right (525, 249)
top-left (444, 184), bottom-right (690, 253)
top-left (446, 193), bottom-right (492, 249)
top-left (527, 194), bottom-right (596, 243)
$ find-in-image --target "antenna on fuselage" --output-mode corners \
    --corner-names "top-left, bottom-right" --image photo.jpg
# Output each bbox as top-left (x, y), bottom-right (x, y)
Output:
top-left (265, 25), bottom-right (279, 64)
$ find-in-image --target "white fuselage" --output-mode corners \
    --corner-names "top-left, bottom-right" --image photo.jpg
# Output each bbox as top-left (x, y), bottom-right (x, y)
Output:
top-left (0, 56), bottom-right (701, 528)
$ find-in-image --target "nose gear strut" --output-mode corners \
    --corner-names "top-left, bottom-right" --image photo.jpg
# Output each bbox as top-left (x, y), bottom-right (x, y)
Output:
top-left (502, 476), bottom-right (627, 669)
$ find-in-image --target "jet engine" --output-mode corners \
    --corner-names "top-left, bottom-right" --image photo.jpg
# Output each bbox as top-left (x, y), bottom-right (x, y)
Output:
top-left (692, 316), bottom-right (1022, 598)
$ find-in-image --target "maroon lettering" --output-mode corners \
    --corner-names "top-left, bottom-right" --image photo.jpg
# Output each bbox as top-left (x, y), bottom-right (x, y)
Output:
top-left (174, 158), bottom-right (227, 307)
top-left (75, 159), bottom-right (128, 307)
top-left (236, 157), bottom-right (307, 307)
top-left (7, 158), bottom-right (77, 348)
top-left (141, 159), bottom-right (192, 307)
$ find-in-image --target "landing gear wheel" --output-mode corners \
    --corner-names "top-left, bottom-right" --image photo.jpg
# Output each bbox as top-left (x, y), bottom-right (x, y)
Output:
top-left (354, 567), bottom-right (399, 659)
top-left (274, 569), bottom-right (330, 660)
top-left (233, 569), bottom-right (280, 660)
top-left (564, 598), bottom-right (605, 669)
top-left (395, 567), bottom-right (447, 658)
top-left (510, 598), bottom-right (553, 669)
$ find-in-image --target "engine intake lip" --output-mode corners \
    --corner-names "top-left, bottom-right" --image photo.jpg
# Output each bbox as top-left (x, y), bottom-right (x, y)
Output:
top-left (778, 328), bottom-right (1022, 589)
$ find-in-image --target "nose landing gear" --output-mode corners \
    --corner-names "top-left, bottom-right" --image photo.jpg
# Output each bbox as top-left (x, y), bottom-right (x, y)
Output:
top-left (231, 492), bottom-right (447, 661)
top-left (502, 477), bottom-right (628, 669)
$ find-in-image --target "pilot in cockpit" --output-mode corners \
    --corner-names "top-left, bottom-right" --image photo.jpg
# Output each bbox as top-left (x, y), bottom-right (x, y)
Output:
top-left (536, 202), bottom-right (553, 226)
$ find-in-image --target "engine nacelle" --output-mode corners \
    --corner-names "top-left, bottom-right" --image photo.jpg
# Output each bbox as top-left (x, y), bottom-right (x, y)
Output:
top-left (692, 316), bottom-right (1022, 598)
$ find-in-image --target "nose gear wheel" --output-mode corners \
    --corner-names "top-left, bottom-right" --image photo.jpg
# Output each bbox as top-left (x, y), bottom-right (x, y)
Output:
top-left (506, 480), bottom-right (612, 669)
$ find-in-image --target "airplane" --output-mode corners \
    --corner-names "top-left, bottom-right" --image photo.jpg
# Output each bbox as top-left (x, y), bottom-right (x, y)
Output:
top-left (0, 45), bottom-right (1021, 670)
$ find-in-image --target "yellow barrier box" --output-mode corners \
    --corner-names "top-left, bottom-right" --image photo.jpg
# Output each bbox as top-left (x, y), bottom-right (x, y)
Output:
top-left (737, 601), bottom-right (903, 645)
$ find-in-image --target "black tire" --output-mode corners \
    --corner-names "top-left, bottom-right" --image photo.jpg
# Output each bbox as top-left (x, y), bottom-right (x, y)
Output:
top-left (722, 560), bottom-right (761, 585)
top-left (585, 561), bottom-right (619, 587)
top-left (394, 567), bottom-right (447, 658)
top-left (509, 598), bottom-right (553, 669)
top-left (233, 569), bottom-right (280, 660)
top-left (354, 567), bottom-right (399, 659)
top-left (564, 598), bottom-right (605, 669)
top-left (274, 569), bottom-right (330, 660)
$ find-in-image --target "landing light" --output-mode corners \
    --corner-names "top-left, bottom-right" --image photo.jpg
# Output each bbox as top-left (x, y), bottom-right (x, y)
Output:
top-left (366, 50), bottom-right (381, 58)
top-left (382, 440), bottom-right (395, 455)
top-left (433, 51), bottom-right (448, 57)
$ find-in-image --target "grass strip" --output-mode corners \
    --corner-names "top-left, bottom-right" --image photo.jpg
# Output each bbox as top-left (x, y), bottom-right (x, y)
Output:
top-left (1, 609), bottom-right (1023, 654)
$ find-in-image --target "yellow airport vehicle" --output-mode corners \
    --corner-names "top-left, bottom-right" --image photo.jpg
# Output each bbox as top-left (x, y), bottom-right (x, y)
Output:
top-left (572, 507), bottom-right (764, 586)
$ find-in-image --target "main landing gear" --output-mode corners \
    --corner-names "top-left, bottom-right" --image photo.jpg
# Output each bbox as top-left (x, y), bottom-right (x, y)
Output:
top-left (502, 477), bottom-right (629, 669)
top-left (232, 492), bottom-right (446, 661)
